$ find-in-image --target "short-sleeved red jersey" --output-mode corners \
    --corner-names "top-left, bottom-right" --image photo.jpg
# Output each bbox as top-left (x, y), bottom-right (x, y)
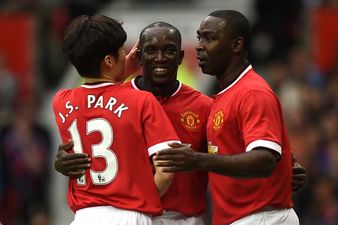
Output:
top-left (52, 82), bottom-right (180, 216)
top-left (207, 65), bottom-right (293, 225)
top-left (126, 77), bottom-right (213, 216)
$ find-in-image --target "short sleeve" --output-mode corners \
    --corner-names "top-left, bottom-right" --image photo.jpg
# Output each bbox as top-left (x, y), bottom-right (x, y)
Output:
top-left (238, 90), bottom-right (282, 154)
top-left (141, 94), bottom-right (180, 156)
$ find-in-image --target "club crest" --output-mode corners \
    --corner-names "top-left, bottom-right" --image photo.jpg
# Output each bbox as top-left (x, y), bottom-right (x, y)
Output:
top-left (213, 109), bottom-right (224, 131)
top-left (180, 110), bottom-right (200, 129)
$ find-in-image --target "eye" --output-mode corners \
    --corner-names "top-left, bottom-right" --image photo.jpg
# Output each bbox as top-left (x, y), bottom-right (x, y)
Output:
top-left (166, 48), bottom-right (176, 54)
top-left (206, 35), bottom-right (215, 41)
top-left (144, 47), bottom-right (156, 55)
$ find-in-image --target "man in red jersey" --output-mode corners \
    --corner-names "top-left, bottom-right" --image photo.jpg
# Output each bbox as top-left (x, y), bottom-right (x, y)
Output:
top-left (127, 22), bottom-right (212, 225)
top-left (55, 21), bottom-right (212, 225)
top-left (154, 10), bottom-right (300, 225)
top-left (53, 15), bottom-right (180, 225)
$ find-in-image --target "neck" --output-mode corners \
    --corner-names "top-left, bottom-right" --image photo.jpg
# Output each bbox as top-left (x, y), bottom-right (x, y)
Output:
top-left (136, 76), bottom-right (179, 97)
top-left (217, 59), bottom-right (249, 90)
top-left (83, 77), bottom-right (121, 84)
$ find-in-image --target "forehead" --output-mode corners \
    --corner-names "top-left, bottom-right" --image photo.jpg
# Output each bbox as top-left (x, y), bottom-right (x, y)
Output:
top-left (197, 16), bottom-right (227, 34)
top-left (143, 27), bottom-right (180, 45)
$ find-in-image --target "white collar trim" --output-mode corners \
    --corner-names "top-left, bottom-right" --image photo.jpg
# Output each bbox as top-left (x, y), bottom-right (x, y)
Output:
top-left (131, 77), bottom-right (182, 97)
top-left (81, 82), bottom-right (119, 89)
top-left (217, 65), bottom-right (252, 95)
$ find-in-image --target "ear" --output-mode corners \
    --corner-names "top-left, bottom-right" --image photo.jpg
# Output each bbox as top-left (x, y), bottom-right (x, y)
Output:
top-left (103, 54), bottom-right (117, 68)
top-left (178, 50), bottom-right (184, 65)
top-left (232, 37), bottom-right (244, 54)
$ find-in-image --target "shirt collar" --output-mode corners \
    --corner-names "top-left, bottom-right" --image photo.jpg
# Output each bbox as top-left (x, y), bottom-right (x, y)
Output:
top-left (130, 76), bottom-right (182, 97)
top-left (216, 64), bottom-right (252, 96)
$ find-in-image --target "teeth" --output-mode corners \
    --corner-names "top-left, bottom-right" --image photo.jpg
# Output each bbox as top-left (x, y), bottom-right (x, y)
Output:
top-left (154, 68), bottom-right (167, 73)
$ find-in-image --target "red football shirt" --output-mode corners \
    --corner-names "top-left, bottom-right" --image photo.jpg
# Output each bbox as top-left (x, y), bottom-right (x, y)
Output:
top-left (52, 82), bottom-right (180, 216)
top-left (207, 65), bottom-right (293, 225)
top-left (127, 77), bottom-right (213, 216)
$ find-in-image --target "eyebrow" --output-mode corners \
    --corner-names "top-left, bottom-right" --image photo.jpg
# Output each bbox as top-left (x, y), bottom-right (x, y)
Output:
top-left (197, 30), bottom-right (217, 36)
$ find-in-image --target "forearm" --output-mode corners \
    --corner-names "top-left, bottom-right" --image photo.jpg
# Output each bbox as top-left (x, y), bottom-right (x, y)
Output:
top-left (197, 149), bottom-right (277, 178)
top-left (154, 170), bottom-right (174, 196)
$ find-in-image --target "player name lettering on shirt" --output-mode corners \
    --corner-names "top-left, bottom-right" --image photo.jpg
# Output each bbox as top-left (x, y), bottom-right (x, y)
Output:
top-left (87, 94), bottom-right (129, 118)
top-left (58, 100), bottom-right (78, 123)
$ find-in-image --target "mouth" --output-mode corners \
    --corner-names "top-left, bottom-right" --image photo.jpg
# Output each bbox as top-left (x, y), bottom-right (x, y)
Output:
top-left (197, 57), bottom-right (207, 66)
top-left (152, 67), bottom-right (168, 75)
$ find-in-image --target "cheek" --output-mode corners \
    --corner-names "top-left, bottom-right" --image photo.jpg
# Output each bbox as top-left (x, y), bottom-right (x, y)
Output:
top-left (206, 44), bottom-right (220, 56)
top-left (141, 56), bottom-right (151, 66)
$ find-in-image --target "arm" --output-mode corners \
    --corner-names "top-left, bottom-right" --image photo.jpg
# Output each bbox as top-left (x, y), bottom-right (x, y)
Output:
top-left (54, 140), bottom-right (91, 178)
top-left (153, 156), bottom-right (174, 196)
top-left (154, 143), bottom-right (277, 178)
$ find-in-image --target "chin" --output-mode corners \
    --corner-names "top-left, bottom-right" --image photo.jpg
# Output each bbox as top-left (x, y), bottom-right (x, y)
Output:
top-left (152, 78), bottom-right (169, 86)
top-left (114, 77), bottom-right (126, 83)
top-left (201, 67), bottom-right (216, 76)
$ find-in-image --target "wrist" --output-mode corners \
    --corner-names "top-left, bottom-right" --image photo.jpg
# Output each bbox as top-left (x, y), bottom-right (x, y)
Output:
top-left (195, 152), bottom-right (206, 170)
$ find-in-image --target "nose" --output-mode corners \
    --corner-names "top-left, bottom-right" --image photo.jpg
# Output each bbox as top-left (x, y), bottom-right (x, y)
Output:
top-left (196, 42), bottom-right (203, 52)
top-left (154, 50), bottom-right (167, 62)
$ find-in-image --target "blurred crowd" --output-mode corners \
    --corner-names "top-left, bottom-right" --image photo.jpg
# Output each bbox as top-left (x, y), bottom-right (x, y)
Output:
top-left (248, 1), bottom-right (338, 224)
top-left (1, 0), bottom-right (338, 224)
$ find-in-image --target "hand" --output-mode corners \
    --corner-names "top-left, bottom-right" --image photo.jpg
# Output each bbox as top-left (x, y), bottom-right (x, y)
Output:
top-left (124, 40), bottom-right (141, 76)
top-left (292, 162), bottom-right (307, 192)
top-left (153, 142), bottom-right (199, 172)
top-left (54, 140), bottom-right (91, 178)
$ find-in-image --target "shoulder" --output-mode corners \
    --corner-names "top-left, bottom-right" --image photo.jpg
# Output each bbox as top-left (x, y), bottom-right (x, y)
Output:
top-left (180, 84), bottom-right (213, 104)
top-left (237, 70), bottom-right (276, 98)
top-left (121, 80), bottom-right (133, 88)
top-left (117, 84), bottom-right (157, 104)
top-left (52, 88), bottom-right (74, 104)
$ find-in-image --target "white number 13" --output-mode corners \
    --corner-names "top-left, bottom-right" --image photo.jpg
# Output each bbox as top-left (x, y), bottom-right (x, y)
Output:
top-left (68, 118), bottom-right (118, 186)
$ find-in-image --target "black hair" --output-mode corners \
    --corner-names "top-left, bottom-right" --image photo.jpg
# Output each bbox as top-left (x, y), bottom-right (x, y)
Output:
top-left (139, 22), bottom-right (182, 48)
top-left (62, 15), bottom-right (127, 77)
top-left (209, 10), bottom-right (250, 50)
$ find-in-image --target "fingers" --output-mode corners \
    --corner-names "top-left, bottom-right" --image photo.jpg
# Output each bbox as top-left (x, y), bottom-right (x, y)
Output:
top-left (55, 148), bottom-right (91, 177)
top-left (61, 153), bottom-right (90, 160)
top-left (63, 158), bottom-right (91, 167)
top-left (168, 142), bottom-right (184, 148)
top-left (293, 166), bottom-right (306, 174)
top-left (168, 142), bottom-right (191, 148)
top-left (65, 163), bottom-right (90, 172)
top-left (59, 140), bottom-right (74, 152)
top-left (61, 160), bottom-right (91, 178)
top-left (155, 163), bottom-right (183, 172)
top-left (126, 39), bottom-right (140, 59)
top-left (161, 166), bottom-right (183, 173)
top-left (125, 40), bottom-right (141, 76)
top-left (292, 175), bottom-right (306, 185)
top-left (69, 172), bottom-right (86, 178)
top-left (154, 160), bottom-right (178, 167)
top-left (154, 152), bottom-right (182, 161)
top-left (131, 39), bottom-right (140, 51)
top-left (292, 172), bottom-right (307, 192)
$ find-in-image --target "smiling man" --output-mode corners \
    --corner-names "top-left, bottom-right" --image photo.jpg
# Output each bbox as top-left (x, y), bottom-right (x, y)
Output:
top-left (127, 22), bottom-right (212, 225)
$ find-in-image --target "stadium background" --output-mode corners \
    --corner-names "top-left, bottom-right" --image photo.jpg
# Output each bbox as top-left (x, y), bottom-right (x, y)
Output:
top-left (1, 0), bottom-right (338, 224)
